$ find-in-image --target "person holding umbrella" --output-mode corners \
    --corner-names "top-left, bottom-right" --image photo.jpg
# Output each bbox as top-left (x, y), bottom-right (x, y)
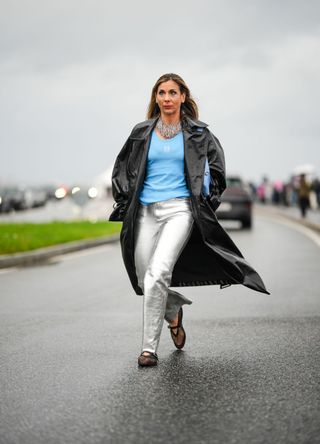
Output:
top-left (298, 174), bottom-right (311, 218)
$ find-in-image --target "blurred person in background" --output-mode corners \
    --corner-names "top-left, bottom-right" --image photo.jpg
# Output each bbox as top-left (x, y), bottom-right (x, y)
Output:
top-left (312, 177), bottom-right (320, 208)
top-left (256, 182), bottom-right (266, 203)
top-left (248, 182), bottom-right (257, 201)
top-left (109, 73), bottom-right (269, 367)
top-left (272, 180), bottom-right (283, 205)
top-left (298, 174), bottom-right (311, 218)
top-left (281, 183), bottom-right (290, 206)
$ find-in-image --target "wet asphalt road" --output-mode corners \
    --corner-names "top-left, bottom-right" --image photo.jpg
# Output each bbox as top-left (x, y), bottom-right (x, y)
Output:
top-left (1, 215), bottom-right (320, 444)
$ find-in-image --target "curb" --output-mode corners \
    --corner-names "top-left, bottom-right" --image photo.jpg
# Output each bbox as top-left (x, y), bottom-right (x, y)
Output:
top-left (2, 207), bottom-right (318, 269)
top-left (0, 234), bottom-right (120, 269)
top-left (254, 205), bottom-right (320, 234)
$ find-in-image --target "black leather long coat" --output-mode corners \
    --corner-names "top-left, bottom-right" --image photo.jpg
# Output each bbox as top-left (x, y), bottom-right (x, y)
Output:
top-left (109, 116), bottom-right (269, 295)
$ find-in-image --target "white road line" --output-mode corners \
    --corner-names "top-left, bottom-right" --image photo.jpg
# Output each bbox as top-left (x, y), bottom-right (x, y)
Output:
top-left (57, 243), bottom-right (115, 261)
top-left (0, 268), bottom-right (17, 275)
top-left (259, 214), bottom-right (320, 249)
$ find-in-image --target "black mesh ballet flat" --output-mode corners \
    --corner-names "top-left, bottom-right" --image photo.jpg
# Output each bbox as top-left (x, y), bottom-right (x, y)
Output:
top-left (168, 307), bottom-right (186, 350)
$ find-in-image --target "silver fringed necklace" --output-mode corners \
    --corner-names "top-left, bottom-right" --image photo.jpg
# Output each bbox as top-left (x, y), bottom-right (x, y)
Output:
top-left (156, 118), bottom-right (181, 139)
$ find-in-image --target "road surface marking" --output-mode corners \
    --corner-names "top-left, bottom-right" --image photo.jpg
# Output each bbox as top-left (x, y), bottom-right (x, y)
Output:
top-left (57, 243), bottom-right (115, 262)
top-left (259, 214), bottom-right (320, 249)
top-left (0, 268), bottom-right (17, 275)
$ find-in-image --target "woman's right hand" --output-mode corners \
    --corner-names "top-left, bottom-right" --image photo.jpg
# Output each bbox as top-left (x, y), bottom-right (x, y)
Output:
top-left (109, 201), bottom-right (128, 222)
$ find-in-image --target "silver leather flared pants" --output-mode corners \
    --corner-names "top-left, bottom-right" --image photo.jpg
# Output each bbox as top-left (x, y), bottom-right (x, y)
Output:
top-left (134, 198), bottom-right (194, 354)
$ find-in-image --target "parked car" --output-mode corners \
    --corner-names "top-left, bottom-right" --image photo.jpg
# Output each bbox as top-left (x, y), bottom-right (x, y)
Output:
top-left (28, 187), bottom-right (48, 208)
top-left (0, 188), bottom-right (14, 212)
top-left (0, 187), bottom-right (26, 212)
top-left (216, 175), bottom-right (253, 229)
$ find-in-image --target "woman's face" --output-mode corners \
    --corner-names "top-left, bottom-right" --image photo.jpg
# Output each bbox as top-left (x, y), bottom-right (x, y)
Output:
top-left (156, 80), bottom-right (185, 119)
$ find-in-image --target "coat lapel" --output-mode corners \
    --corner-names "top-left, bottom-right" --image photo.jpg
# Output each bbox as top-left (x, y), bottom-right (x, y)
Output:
top-left (130, 118), bottom-right (157, 203)
top-left (183, 117), bottom-right (208, 196)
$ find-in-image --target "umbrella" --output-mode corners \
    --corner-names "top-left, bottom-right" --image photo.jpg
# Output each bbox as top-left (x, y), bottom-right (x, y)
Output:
top-left (292, 164), bottom-right (315, 176)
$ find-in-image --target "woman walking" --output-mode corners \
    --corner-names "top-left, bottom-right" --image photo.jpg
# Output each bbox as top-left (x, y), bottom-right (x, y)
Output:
top-left (109, 73), bottom-right (269, 367)
top-left (297, 174), bottom-right (311, 218)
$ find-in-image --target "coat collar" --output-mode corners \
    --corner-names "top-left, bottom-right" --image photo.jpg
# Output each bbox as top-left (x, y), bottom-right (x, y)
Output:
top-left (131, 115), bottom-right (208, 140)
top-left (130, 115), bottom-right (209, 197)
top-left (182, 116), bottom-right (208, 142)
top-left (183, 116), bottom-right (208, 130)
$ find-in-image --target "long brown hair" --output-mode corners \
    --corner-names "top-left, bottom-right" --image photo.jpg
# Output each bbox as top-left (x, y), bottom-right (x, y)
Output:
top-left (146, 73), bottom-right (199, 120)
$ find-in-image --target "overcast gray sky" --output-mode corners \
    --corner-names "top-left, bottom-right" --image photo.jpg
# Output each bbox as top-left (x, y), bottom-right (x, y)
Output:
top-left (1, 0), bottom-right (319, 186)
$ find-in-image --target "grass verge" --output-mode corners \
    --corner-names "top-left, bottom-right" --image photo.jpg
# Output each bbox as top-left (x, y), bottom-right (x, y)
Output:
top-left (0, 221), bottom-right (122, 255)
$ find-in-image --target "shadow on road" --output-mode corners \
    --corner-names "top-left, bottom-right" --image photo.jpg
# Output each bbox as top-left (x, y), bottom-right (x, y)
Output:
top-left (103, 350), bottom-right (248, 443)
top-left (98, 316), bottom-right (320, 444)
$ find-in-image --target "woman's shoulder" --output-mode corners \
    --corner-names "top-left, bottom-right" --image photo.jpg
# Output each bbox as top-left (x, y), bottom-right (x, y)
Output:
top-left (183, 116), bottom-right (219, 140)
top-left (192, 120), bottom-right (222, 148)
top-left (184, 116), bottom-right (208, 129)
